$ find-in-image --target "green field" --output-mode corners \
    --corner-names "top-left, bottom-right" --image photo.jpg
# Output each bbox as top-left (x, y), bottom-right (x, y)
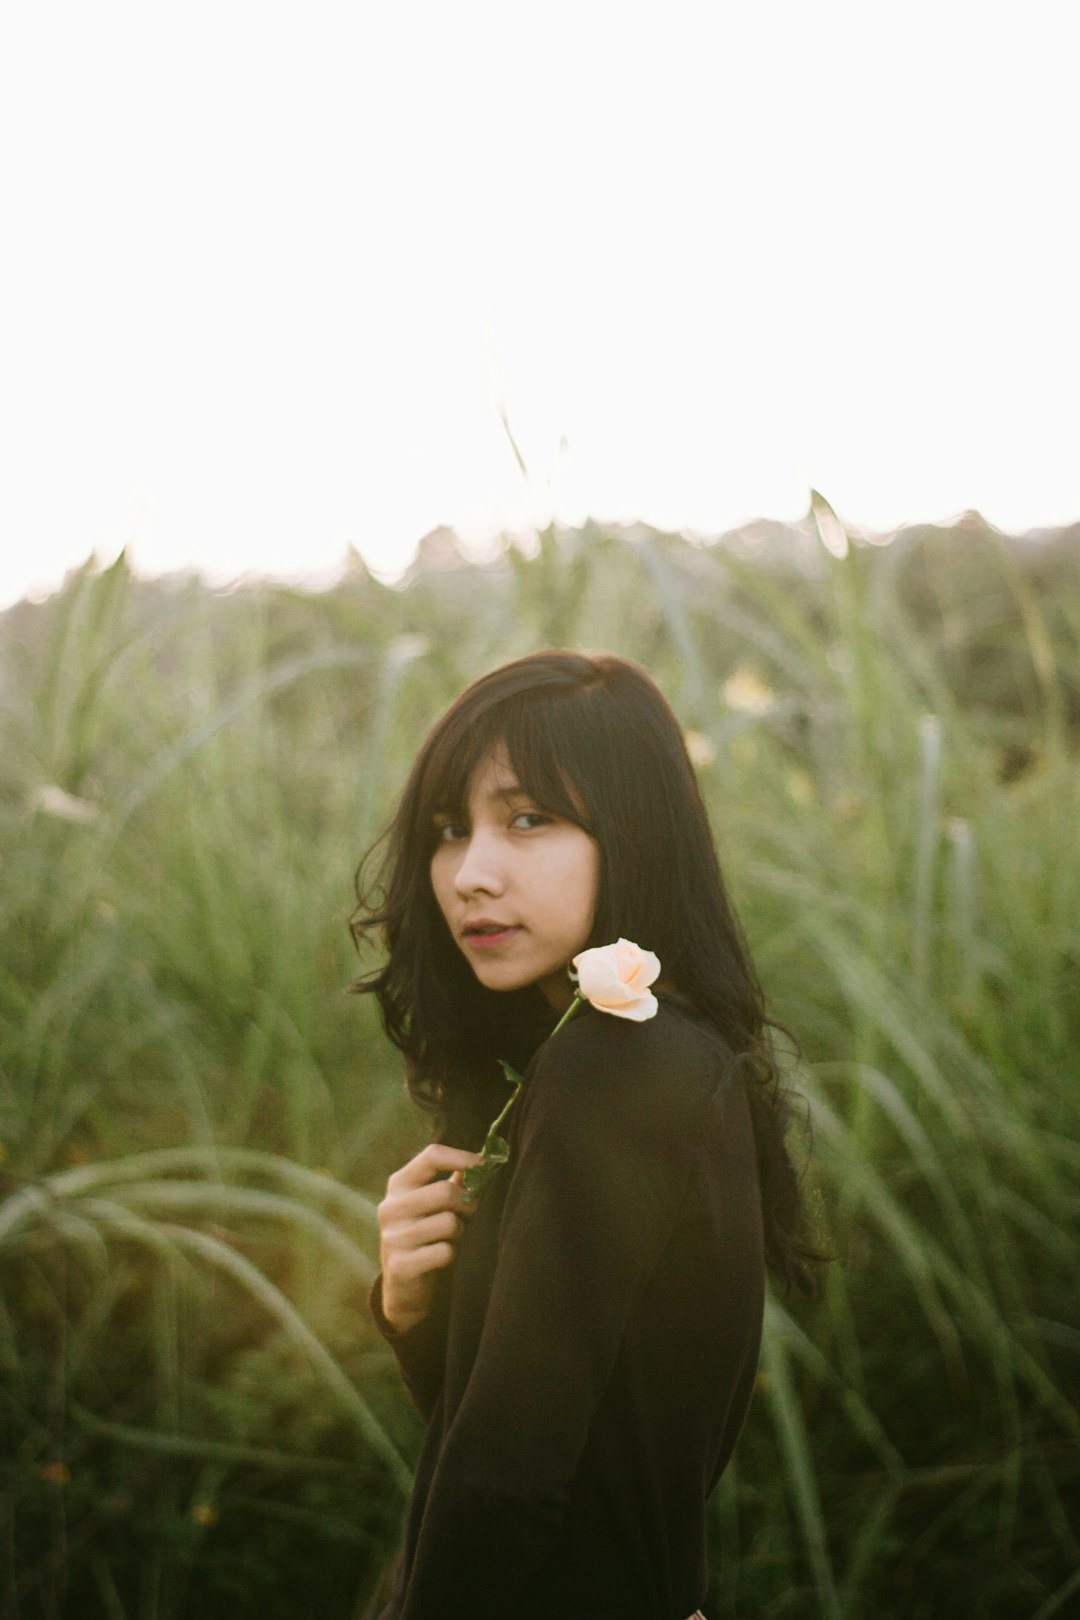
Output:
top-left (2, 509), bottom-right (1078, 1618)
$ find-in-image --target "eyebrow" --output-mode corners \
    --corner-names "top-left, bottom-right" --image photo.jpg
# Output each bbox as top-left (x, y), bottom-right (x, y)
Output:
top-left (484, 779), bottom-right (527, 804)
top-left (431, 779), bottom-right (530, 820)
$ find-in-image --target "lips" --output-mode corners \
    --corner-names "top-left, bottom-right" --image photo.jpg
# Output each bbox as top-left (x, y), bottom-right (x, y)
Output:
top-left (463, 920), bottom-right (521, 948)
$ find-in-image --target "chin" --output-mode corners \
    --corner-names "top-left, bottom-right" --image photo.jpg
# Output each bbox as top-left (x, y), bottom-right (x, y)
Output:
top-left (475, 963), bottom-right (550, 997)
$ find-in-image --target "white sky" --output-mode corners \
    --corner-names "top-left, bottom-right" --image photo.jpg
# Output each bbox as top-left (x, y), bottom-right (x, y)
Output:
top-left (1, 1), bottom-right (1078, 609)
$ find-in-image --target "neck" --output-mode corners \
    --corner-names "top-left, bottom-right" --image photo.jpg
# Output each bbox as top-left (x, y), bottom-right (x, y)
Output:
top-left (538, 969), bottom-right (576, 1013)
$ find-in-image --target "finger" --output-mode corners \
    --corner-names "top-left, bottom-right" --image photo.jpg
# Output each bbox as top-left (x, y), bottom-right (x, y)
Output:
top-left (392, 1143), bottom-right (485, 1189)
top-left (408, 1209), bottom-right (464, 1246)
top-left (394, 1240), bottom-right (456, 1279)
top-left (386, 1176), bottom-right (479, 1222)
top-left (388, 1211), bottom-right (463, 1266)
top-left (448, 1167), bottom-right (480, 1213)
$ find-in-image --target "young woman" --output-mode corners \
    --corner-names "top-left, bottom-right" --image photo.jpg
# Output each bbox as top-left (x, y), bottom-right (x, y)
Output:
top-left (351, 650), bottom-right (819, 1620)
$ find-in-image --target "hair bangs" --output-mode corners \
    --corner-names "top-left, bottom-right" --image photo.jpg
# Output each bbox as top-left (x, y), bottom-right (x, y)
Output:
top-left (499, 699), bottom-right (595, 835)
top-left (413, 708), bottom-right (491, 832)
top-left (413, 684), bottom-right (596, 842)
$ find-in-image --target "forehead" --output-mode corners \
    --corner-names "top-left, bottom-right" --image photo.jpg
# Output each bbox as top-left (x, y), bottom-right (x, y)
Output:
top-left (426, 736), bottom-right (518, 815)
top-left (463, 743), bottom-right (523, 804)
top-left (421, 714), bottom-right (589, 830)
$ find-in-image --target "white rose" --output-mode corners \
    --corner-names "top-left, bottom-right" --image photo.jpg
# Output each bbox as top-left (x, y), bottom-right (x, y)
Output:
top-left (571, 938), bottom-right (661, 1023)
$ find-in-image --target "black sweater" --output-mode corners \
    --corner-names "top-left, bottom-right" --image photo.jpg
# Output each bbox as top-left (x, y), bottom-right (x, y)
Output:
top-left (368, 998), bottom-right (766, 1620)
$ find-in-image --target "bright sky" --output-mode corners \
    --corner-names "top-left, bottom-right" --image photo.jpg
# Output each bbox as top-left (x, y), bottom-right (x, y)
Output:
top-left (2, 1), bottom-right (1077, 609)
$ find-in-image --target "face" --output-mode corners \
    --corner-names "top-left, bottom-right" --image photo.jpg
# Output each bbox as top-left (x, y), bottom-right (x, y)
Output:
top-left (429, 742), bottom-right (600, 1010)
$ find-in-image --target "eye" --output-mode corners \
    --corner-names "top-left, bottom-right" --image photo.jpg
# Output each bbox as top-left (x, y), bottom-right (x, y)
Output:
top-left (511, 810), bottom-right (552, 830)
top-left (433, 819), bottom-right (468, 844)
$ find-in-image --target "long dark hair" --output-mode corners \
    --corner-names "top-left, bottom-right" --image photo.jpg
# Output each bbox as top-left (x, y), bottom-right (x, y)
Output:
top-left (351, 649), bottom-right (823, 1296)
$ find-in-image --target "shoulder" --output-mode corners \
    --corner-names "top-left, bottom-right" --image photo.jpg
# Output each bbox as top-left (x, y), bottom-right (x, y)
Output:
top-left (522, 997), bottom-right (726, 1136)
top-left (542, 994), bottom-right (727, 1070)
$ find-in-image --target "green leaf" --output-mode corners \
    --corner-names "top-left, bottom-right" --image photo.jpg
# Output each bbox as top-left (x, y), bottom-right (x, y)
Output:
top-left (498, 1059), bottom-right (525, 1088)
top-left (461, 1133), bottom-right (511, 1202)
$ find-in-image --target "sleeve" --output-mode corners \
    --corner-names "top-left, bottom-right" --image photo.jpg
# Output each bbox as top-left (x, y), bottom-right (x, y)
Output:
top-left (368, 1263), bottom-right (451, 1422)
top-left (397, 1008), bottom-right (711, 1620)
top-left (367, 1091), bottom-right (481, 1421)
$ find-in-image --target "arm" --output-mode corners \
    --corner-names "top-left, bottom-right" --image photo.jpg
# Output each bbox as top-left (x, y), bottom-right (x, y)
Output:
top-left (368, 1266), bottom-right (451, 1422)
top-left (369, 1142), bottom-right (484, 1422)
top-left (398, 1009), bottom-right (712, 1619)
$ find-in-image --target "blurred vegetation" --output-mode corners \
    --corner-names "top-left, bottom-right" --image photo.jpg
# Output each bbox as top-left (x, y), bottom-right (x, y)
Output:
top-left (1, 507), bottom-right (1078, 1619)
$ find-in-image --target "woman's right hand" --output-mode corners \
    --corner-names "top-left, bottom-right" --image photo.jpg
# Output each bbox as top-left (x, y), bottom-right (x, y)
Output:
top-left (377, 1143), bottom-right (485, 1334)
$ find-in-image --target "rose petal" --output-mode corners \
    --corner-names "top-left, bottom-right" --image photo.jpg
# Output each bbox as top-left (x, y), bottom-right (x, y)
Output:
top-left (572, 940), bottom-right (662, 1019)
top-left (599, 989), bottom-right (659, 1022)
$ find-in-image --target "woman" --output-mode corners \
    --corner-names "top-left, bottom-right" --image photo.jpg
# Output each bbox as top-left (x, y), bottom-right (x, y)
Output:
top-left (351, 650), bottom-right (819, 1620)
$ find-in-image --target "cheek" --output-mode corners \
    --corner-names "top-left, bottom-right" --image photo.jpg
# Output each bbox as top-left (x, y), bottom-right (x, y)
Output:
top-left (429, 854), bottom-right (454, 920)
top-left (583, 849), bottom-right (601, 921)
top-left (559, 839), bottom-right (600, 925)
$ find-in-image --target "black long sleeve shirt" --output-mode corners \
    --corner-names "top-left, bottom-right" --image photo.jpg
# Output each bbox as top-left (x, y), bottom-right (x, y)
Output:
top-left (368, 998), bottom-right (766, 1620)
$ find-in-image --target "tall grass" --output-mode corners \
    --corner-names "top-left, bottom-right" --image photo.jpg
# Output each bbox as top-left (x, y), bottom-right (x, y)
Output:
top-left (1, 519), bottom-right (1077, 1618)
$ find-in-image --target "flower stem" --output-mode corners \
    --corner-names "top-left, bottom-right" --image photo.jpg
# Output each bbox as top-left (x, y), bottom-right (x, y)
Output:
top-left (463, 991), bottom-right (588, 1204)
top-left (550, 990), bottom-right (586, 1038)
top-left (487, 994), bottom-right (583, 1138)
top-left (487, 1082), bottom-right (522, 1139)
top-left (485, 995), bottom-right (583, 1140)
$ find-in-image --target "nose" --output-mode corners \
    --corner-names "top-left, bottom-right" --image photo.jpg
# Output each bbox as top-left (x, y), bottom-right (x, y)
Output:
top-left (452, 827), bottom-right (505, 899)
